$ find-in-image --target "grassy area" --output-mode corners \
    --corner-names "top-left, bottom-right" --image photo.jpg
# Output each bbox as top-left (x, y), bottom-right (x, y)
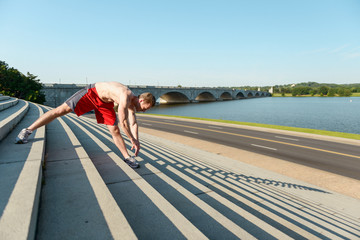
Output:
top-left (272, 93), bottom-right (360, 97)
top-left (144, 113), bottom-right (360, 140)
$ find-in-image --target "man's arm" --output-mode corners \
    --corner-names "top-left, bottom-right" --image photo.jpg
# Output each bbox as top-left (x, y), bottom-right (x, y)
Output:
top-left (127, 107), bottom-right (140, 156)
top-left (128, 108), bottom-right (138, 140)
top-left (117, 95), bottom-right (140, 156)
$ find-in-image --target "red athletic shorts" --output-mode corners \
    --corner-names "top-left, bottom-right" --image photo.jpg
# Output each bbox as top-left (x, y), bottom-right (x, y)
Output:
top-left (65, 84), bottom-right (117, 125)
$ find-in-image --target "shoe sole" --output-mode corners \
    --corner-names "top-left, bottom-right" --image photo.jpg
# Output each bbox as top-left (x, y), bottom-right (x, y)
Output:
top-left (124, 160), bottom-right (140, 169)
top-left (15, 138), bottom-right (27, 144)
top-left (128, 164), bottom-right (140, 169)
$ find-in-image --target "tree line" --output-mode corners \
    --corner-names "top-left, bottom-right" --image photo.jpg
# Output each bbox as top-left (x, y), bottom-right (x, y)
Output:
top-left (239, 81), bottom-right (360, 97)
top-left (274, 82), bottom-right (357, 96)
top-left (276, 86), bottom-right (354, 97)
top-left (0, 61), bottom-right (45, 103)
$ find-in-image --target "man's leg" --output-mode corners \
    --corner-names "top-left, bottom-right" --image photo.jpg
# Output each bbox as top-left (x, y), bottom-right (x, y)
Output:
top-left (15, 103), bottom-right (72, 143)
top-left (107, 125), bottom-right (139, 168)
top-left (107, 125), bottom-right (130, 159)
top-left (28, 103), bottom-right (72, 131)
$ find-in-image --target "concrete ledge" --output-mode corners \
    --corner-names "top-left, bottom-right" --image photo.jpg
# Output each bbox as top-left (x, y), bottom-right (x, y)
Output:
top-left (0, 96), bottom-right (10, 101)
top-left (0, 100), bottom-right (29, 141)
top-left (0, 103), bottom-right (45, 240)
top-left (0, 98), bottom-right (19, 111)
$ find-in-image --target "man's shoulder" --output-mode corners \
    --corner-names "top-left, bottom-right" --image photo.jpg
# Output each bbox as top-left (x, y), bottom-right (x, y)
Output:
top-left (101, 82), bottom-right (131, 96)
top-left (98, 81), bottom-right (126, 89)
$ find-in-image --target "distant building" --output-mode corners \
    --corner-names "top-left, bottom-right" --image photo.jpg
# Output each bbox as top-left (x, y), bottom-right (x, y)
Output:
top-left (269, 87), bottom-right (273, 94)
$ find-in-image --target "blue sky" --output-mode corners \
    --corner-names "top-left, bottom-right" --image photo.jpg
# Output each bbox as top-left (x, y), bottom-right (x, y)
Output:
top-left (1, 0), bottom-right (359, 87)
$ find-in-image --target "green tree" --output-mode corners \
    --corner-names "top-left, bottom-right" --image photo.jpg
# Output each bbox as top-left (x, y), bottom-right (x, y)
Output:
top-left (344, 89), bottom-right (352, 97)
top-left (328, 88), bottom-right (336, 97)
top-left (338, 88), bottom-right (352, 97)
top-left (319, 86), bottom-right (329, 96)
top-left (281, 87), bottom-right (291, 94)
top-left (310, 89), bottom-right (317, 96)
top-left (0, 61), bottom-right (45, 103)
top-left (291, 86), bottom-right (311, 96)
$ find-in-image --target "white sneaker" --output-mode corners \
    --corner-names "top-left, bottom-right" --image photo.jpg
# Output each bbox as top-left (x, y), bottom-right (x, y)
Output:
top-left (15, 128), bottom-right (33, 144)
top-left (124, 156), bottom-right (140, 168)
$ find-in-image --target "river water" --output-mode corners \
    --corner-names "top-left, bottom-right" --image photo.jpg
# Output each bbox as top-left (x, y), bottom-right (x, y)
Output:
top-left (146, 97), bottom-right (360, 134)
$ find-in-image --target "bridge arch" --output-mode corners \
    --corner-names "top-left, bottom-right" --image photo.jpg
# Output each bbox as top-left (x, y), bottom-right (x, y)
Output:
top-left (236, 92), bottom-right (245, 99)
top-left (247, 92), bottom-right (254, 98)
top-left (158, 91), bottom-right (190, 104)
top-left (195, 92), bottom-right (216, 102)
top-left (220, 92), bottom-right (233, 100)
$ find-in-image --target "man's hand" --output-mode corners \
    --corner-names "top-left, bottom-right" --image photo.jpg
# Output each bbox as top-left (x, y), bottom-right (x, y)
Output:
top-left (131, 139), bottom-right (140, 156)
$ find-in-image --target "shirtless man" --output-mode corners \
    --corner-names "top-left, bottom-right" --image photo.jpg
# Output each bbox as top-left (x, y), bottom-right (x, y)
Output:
top-left (15, 82), bottom-right (156, 168)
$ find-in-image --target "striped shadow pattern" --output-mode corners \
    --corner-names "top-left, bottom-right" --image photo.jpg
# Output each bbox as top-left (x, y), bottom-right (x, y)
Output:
top-left (61, 107), bottom-right (360, 240)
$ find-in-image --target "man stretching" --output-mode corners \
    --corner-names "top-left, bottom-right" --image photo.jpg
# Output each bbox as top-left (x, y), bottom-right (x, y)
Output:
top-left (15, 82), bottom-right (156, 168)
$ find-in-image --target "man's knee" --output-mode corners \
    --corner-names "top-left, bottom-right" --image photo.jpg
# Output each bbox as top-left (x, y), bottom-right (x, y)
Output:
top-left (107, 125), bottom-right (120, 136)
top-left (55, 103), bottom-right (72, 116)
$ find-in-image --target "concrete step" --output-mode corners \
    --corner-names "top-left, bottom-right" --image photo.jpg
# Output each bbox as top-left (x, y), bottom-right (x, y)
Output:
top-left (0, 96), bottom-right (11, 101)
top-left (0, 102), bottom-right (45, 240)
top-left (36, 106), bottom-right (136, 240)
top-left (0, 98), bottom-right (19, 112)
top-left (137, 135), bottom-right (360, 239)
top-left (0, 99), bottom-right (29, 141)
top-left (65, 113), bottom-right (360, 239)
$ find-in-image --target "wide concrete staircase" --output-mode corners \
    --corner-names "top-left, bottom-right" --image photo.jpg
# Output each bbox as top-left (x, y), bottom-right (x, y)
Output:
top-left (1, 96), bottom-right (360, 240)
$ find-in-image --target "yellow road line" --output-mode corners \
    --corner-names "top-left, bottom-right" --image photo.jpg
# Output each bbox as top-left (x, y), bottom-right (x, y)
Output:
top-left (140, 118), bottom-right (360, 159)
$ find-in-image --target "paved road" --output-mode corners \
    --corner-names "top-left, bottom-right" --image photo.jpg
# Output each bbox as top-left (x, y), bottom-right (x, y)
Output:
top-left (137, 115), bottom-right (360, 180)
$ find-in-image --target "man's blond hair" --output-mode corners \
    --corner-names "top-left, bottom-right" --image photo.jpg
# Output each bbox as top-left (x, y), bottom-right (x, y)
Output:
top-left (139, 92), bottom-right (156, 107)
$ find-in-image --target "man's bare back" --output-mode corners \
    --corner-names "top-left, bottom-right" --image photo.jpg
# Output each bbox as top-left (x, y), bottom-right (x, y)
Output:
top-left (95, 82), bottom-right (133, 104)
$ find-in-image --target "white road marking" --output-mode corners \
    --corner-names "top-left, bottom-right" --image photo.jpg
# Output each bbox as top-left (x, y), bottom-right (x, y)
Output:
top-left (142, 123), bottom-right (152, 126)
top-left (275, 136), bottom-right (299, 141)
top-left (251, 144), bottom-right (277, 151)
top-left (184, 130), bottom-right (199, 135)
top-left (208, 125), bottom-right (223, 129)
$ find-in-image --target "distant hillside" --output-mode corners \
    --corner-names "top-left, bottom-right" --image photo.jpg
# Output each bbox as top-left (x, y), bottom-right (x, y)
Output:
top-left (236, 82), bottom-right (360, 92)
top-left (235, 82), bottom-right (360, 96)
top-left (274, 82), bottom-right (360, 89)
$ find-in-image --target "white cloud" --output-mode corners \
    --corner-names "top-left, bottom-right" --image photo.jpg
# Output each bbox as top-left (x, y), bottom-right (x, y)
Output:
top-left (340, 46), bottom-right (360, 60)
top-left (302, 44), bottom-right (360, 60)
top-left (330, 44), bottom-right (350, 53)
top-left (343, 51), bottom-right (360, 59)
top-left (300, 48), bottom-right (329, 55)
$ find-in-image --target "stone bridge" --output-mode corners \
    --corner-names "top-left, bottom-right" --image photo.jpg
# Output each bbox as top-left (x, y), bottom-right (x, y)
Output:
top-left (42, 84), bottom-right (271, 107)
